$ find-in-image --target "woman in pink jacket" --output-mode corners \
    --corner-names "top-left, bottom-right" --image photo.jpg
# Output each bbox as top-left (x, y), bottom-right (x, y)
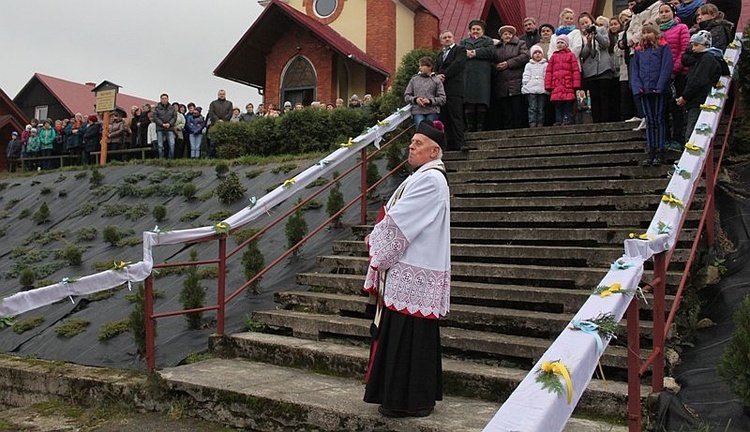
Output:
top-left (659, 1), bottom-right (690, 146)
top-left (544, 35), bottom-right (581, 125)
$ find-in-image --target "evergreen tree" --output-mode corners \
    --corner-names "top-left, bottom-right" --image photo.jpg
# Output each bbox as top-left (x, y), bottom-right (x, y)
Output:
top-left (33, 202), bottom-right (50, 225)
top-left (129, 283), bottom-right (150, 358)
top-left (326, 172), bottom-right (345, 228)
top-left (719, 295), bottom-right (750, 405)
top-left (216, 171), bottom-right (247, 204)
top-left (179, 249), bottom-right (205, 329)
top-left (241, 229), bottom-right (265, 295)
top-left (19, 268), bottom-right (35, 291)
top-left (285, 198), bottom-right (308, 256)
top-left (366, 160), bottom-right (381, 195)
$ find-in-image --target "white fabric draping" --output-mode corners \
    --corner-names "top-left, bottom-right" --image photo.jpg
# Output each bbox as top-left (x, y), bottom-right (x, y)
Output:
top-left (0, 106), bottom-right (413, 317)
top-left (483, 36), bottom-right (741, 432)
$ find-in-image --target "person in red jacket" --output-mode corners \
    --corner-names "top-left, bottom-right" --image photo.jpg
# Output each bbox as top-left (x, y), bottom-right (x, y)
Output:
top-left (659, 2), bottom-right (690, 147)
top-left (544, 34), bottom-right (581, 125)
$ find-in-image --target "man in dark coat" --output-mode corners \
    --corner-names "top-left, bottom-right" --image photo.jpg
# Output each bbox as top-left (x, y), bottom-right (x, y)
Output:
top-left (435, 30), bottom-right (467, 152)
top-left (521, 17), bottom-right (541, 49)
top-left (207, 89), bottom-right (233, 157)
top-left (7, 131), bottom-right (21, 173)
top-left (153, 93), bottom-right (177, 159)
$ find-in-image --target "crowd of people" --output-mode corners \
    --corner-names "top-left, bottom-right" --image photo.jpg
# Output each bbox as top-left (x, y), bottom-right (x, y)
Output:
top-left (5, 89), bottom-right (375, 172)
top-left (404, 0), bottom-right (738, 164)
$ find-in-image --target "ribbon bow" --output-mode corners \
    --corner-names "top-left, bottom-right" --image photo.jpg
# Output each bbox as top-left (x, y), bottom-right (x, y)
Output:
top-left (684, 142), bottom-right (704, 155)
top-left (282, 178), bottom-right (296, 189)
top-left (670, 164), bottom-right (691, 180)
top-left (628, 232), bottom-right (655, 241)
top-left (113, 261), bottom-right (132, 271)
top-left (610, 258), bottom-right (634, 270)
top-left (213, 222), bottom-right (231, 235)
top-left (339, 137), bottom-right (354, 148)
top-left (377, 120), bottom-right (389, 127)
top-left (695, 124), bottom-right (712, 135)
top-left (593, 282), bottom-right (633, 298)
top-left (248, 196), bottom-right (257, 208)
top-left (710, 88), bottom-right (727, 99)
top-left (661, 192), bottom-right (685, 209)
top-left (656, 221), bottom-right (673, 235)
top-left (317, 159), bottom-right (330, 168)
top-left (700, 104), bottom-right (720, 112)
top-left (537, 360), bottom-right (573, 404)
top-left (571, 320), bottom-right (605, 354)
top-left (60, 277), bottom-right (78, 285)
top-left (152, 225), bottom-right (161, 233)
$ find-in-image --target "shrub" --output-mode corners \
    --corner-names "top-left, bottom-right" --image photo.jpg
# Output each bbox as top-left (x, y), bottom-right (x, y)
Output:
top-left (102, 225), bottom-right (121, 246)
top-left (212, 122), bottom-right (254, 158)
top-left (241, 229), bottom-right (264, 294)
top-left (366, 159), bottom-right (381, 192)
top-left (125, 204), bottom-right (149, 221)
top-left (98, 319), bottom-right (130, 341)
top-left (19, 267), bottom-right (35, 290)
top-left (216, 172), bottom-right (246, 204)
top-left (719, 295), bottom-right (750, 405)
top-left (57, 244), bottom-right (83, 266)
top-left (58, 190), bottom-right (67, 198)
top-left (271, 163), bottom-right (298, 174)
top-left (180, 249), bottom-right (205, 330)
top-left (285, 198), bottom-right (308, 256)
top-left (72, 202), bottom-right (98, 217)
top-left (152, 205), bottom-right (167, 222)
top-left (12, 316), bottom-right (45, 334)
top-left (197, 190), bottom-right (214, 201)
top-left (302, 199), bottom-right (322, 211)
top-left (40, 186), bottom-right (52, 195)
top-left (129, 283), bottom-right (150, 358)
top-left (326, 175), bottom-right (345, 228)
top-left (4, 198), bottom-right (20, 211)
top-left (89, 167), bottom-right (104, 188)
top-left (33, 202), bottom-right (50, 225)
top-left (19, 208), bottom-right (31, 219)
top-left (54, 319), bottom-right (90, 338)
top-left (215, 162), bottom-right (229, 178)
top-left (179, 211), bottom-right (202, 223)
top-left (182, 183), bottom-right (197, 200)
top-left (245, 169), bottom-right (263, 179)
top-left (208, 210), bottom-right (233, 222)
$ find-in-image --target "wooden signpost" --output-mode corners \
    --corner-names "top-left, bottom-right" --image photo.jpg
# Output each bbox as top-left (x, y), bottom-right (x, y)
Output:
top-left (91, 81), bottom-right (121, 165)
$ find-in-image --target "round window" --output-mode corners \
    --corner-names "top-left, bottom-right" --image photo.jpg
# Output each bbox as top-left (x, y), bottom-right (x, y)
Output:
top-left (314, 0), bottom-right (337, 18)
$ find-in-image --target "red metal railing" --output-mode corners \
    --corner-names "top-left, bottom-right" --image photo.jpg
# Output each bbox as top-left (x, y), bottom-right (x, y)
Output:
top-left (626, 88), bottom-right (738, 431)
top-left (143, 125), bottom-right (414, 371)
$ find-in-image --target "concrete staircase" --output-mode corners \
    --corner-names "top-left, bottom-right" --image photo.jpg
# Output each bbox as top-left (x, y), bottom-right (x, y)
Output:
top-left (159, 122), bottom-right (696, 431)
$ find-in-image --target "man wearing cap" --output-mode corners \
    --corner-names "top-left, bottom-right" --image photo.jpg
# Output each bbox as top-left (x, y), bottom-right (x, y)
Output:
top-left (7, 131), bottom-right (21, 173)
top-left (363, 121), bottom-right (451, 418)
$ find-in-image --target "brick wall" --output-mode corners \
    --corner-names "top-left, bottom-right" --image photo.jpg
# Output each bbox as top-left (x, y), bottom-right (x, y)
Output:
top-left (366, 0), bottom-right (397, 81)
top-left (414, 10), bottom-right (439, 50)
top-left (264, 29), bottom-right (335, 106)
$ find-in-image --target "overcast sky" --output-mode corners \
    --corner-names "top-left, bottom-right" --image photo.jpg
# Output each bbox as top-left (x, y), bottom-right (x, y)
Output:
top-left (0, 0), bottom-right (264, 110)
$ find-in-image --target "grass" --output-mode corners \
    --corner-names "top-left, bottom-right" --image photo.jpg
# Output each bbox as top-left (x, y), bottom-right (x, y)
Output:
top-left (98, 319), bottom-right (131, 341)
top-left (54, 319), bottom-right (90, 338)
top-left (12, 316), bottom-right (45, 334)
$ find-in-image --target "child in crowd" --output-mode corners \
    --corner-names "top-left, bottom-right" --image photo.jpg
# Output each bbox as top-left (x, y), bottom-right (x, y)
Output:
top-left (694, 3), bottom-right (734, 52)
top-left (575, 90), bottom-right (591, 124)
top-left (658, 1), bottom-right (690, 147)
top-left (522, 45), bottom-right (548, 127)
top-left (676, 30), bottom-right (724, 139)
top-left (404, 56), bottom-right (446, 126)
top-left (26, 128), bottom-right (40, 160)
top-left (544, 35), bottom-right (580, 126)
top-left (630, 25), bottom-right (673, 165)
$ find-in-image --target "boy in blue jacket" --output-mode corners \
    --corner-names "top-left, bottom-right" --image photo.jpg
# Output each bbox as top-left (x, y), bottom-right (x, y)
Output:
top-left (630, 24), bottom-right (673, 165)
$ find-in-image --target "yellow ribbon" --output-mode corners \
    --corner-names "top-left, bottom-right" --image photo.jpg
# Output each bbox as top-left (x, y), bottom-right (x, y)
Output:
top-left (282, 178), bottom-right (296, 189)
top-left (599, 282), bottom-right (622, 297)
top-left (339, 137), bottom-right (353, 148)
top-left (113, 261), bottom-right (132, 270)
top-left (377, 120), bottom-right (389, 126)
top-left (213, 222), bottom-right (231, 234)
top-left (629, 232), bottom-right (654, 240)
top-left (661, 193), bottom-right (684, 208)
top-left (541, 361), bottom-right (573, 404)
top-left (699, 103), bottom-right (720, 112)
top-left (684, 142), bottom-right (703, 153)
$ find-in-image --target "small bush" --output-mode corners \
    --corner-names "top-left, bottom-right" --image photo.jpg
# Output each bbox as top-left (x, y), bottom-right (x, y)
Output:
top-left (180, 249), bottom-right (205, 330)
top-left (216, 172), bottom-right (246, 204)
top-left (152, 205), bottom-right (167, 222)
top-left (302, 199), bottom-right (323, 211)
top-left (19, 268), bottom-right (35, 290)
top-left (305, 177), bottom-right (329, 189)
top-left (74, 171), bottom-right (88, 180)
top-left (208, 210), bottom-right (233, 222)
top-left (215, 162), bottom-right (229, 178)
top-left (58, 190), bottom-right (67, 198)
top-left (271, 163), bottom-right (298, 174)
top-left (182, 183), bottom-right (197, 200)
top-left (76, 226), bottom-right (98, 242)
top-left (98, 319), bottom-right (130, 341)
top-left (57, 244), bottom-right (83, 266)
top-left (366, 160), bottom-right (381, 192)
top-left (102, 225), bottom-right (121, 246)
top-left (197, 190), bottom-right (214, 201)
top-left (241, 229), bottom-right (264, 294)
top-left (4, 198), bottom-right (20, 211)
top-left (179, 211), bottom-right (202, 223)
top-left (87, 288), bottom-right (120, 302)
top-left (33, 202), bottom-right (50, 225)
top-left (54, 319), bottom-right (90, 338)
top-left (40, 187), bottom-right (52, 195)
top-left (719, 295), bottom-right (750, 405)
top-left (285, 198), bottom-right (308, 256)
top-left (12, 316), bottom-right (45, 334)
top-left (19, 208), bottom-right (31, 219)
top-left (129, 283), bottom-right (149, 358)
top-left (72, 202), bottom-right (98, 217)
top-left (123, 173), bottom-right (146, 184)
top-left (245, 169), bottom-right (263, 179)
top-left (89, 167), bottom-right (104, 188)
top-left (326, 175), bottom-right (345, 228)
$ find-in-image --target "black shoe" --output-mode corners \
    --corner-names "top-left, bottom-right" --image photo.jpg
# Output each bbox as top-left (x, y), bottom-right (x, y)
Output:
top-left (641, 158), bottom-right (653, 166)
top-left (378, 405), bottom-right (434, 418)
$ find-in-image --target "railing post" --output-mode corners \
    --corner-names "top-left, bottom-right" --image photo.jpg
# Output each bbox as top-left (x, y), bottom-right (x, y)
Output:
top-left (705, 144), bottom-right (716, 249)
top-left (360, 147), bottom-right (368, 225)
top-left (144, 274), bottom-right (156, 371)
top-left (627, 296), bottom-right (642, 432)
top-left (652, 252), bottom-right (667, 392)
top-left (217, 236), bottom-right (227, 336)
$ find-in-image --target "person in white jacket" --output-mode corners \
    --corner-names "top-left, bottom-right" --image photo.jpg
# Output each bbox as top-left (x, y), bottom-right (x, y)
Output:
top-left (522, 45), bottom-right (549, 127)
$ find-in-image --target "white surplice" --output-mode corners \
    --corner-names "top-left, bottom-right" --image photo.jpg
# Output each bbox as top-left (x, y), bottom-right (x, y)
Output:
top-left (363, 159), bottom-right (451, 319)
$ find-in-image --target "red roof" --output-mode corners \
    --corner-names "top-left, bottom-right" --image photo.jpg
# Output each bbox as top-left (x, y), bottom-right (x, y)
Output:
top-left (25, 73), bottom-right (156, 116)
top-left (0, 87), bottom-right (29, 126)
top-left (215, 0), bottom-right (389, 87)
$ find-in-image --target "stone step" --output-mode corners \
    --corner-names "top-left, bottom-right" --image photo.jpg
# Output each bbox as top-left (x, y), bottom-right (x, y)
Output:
top-left (467, 130), bottom-right (644, 151)
top-left (443, 141), bottom-right (645, 161)
top-left (200, 335), bottom-right (635, 426)
top-left (465, 121), bottom-right (640, 142)
top-left (447, 152), bottom-right (646, 172)
top-left (449, 210), bottom-right (701, 228)
top-left (263, 299), bottom-right (653, 342)
top-left (314, 255), bottom-right (682, 288)
top-left (351, 226), bottom-right (698, 246)
top-left (331, 241), bottom-right (690, 268)
top-left (450, 178), bottom-right (670, 195)
top-left (450, 194), bottom-right (667, 211)
top-left (295, 272), bottom-right (673, 315)
top-left (448, 165), bottom-right (666, 183)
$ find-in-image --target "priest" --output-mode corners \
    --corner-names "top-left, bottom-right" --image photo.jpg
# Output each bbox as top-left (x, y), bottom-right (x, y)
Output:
top-left (363, 120), bottom-right (451, 418)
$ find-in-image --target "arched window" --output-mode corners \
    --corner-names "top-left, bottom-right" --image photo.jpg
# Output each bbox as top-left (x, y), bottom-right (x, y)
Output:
top-left (281, 56), bottom-right (317, 107)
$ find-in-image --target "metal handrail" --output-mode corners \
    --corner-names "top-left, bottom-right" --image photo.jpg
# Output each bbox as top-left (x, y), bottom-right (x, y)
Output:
top-left (143, 123), bottom-right (414, 371)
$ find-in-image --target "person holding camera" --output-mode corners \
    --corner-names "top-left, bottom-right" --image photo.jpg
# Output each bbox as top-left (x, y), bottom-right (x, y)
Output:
top-left (579, 12), bottom-right (615, 123)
